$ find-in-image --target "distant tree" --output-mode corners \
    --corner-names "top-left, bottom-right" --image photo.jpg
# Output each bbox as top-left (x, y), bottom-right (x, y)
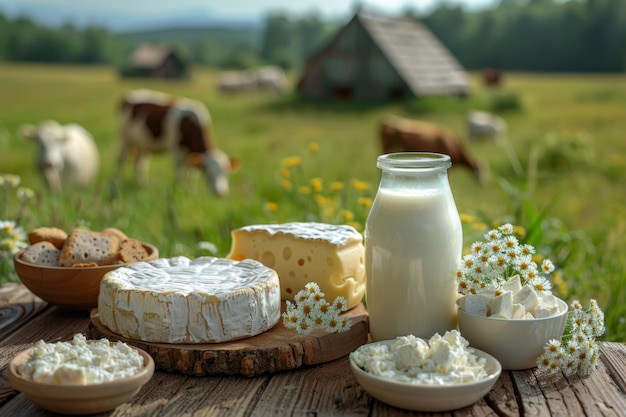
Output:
top-left (294, 13), bottom-right (326, 64)
top-left (76, 27), bottom-right (112, 63)
top-left (260, 13), bottom-right (297, 69)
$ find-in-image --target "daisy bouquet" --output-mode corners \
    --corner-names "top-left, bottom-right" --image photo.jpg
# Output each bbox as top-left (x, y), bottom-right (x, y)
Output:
top-left (457, 223), bottom-right (605, 376)
top-left (456, 223), bottom-right (554, 295)
top-left (282, 282), bottom-right (352, 335)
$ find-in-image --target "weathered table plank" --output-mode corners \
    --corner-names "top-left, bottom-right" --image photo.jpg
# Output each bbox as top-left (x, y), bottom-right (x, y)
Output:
top-left (1, 283), bottom-right (625, 417)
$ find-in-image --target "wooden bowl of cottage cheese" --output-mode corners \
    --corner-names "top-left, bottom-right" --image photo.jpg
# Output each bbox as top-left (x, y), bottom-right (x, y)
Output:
top-left (349, 331), bottom-right (502, 412)
top-left (7, 334), bottom-right (154, 415)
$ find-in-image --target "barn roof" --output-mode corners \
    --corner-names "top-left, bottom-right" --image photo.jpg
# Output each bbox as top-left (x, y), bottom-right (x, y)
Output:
top-left (357, 12), bottom-right (468, 96)
top-left (129, 43), bottom-right (178, 69)
top-left (297, 11), bottom-right (469, 99)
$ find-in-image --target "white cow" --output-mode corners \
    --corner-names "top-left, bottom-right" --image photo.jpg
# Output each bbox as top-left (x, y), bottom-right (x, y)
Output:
top-left (20, 120), bottom-right (100, 192)
top-left (218, 66), bottom-right (288, 94)
top-left (466, 110), bottom-right (507, 142)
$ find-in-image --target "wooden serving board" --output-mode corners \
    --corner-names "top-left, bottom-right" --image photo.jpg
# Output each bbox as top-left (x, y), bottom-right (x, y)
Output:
top-left (88, 303), bottom-right (369, 377)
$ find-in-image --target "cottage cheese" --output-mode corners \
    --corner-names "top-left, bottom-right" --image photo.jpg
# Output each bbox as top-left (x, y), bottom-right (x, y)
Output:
top-left (17, 334), bottom-right (144, 385)
top-left (350, 330), bottom-right (488, 384)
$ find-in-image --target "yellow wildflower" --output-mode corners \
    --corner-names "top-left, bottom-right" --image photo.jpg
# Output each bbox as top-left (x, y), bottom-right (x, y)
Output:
top-left (358, 197), bottom-right (372, 208)
top-left (340, 210), bottom-right (354, 222)
top-left (299, 186), bottom-right (311, 195)
top-left (314, 194), bottom-right (332, 206)
top-left (330, 182), bottom-right (344, 191)
top-left (460, 213), bottom-right (475, 223)
top-left (281, 180), bottom-right (292, 191)
top-left (265, 202), bottom-right (278, 212)
top-left (472, 222), bottom-right (488, 231)
top-left (308, 142), bottom-right (319, 154)
top-left (278, 169), bottom-right (290, 179)
top-left (282, 156), bottom-right (302, 168)
top-left (310, 177), bottom-right (323, 193)
top-left (350, 179), bottom-right (370, 191)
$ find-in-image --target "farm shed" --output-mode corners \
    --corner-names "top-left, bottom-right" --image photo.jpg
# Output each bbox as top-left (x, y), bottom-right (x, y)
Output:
top-left (297, 11), bottom-right (469, 101)
top-left (121, 43), bottom-right (189, 79)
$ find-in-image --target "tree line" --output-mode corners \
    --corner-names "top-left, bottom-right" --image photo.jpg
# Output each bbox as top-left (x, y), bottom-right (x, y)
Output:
top-left (0, 0), bottom-right (625, 73)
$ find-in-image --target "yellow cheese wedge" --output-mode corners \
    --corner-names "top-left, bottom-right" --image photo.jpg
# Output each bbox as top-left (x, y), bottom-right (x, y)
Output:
top-left (227, 222), bottom-right (366, 309)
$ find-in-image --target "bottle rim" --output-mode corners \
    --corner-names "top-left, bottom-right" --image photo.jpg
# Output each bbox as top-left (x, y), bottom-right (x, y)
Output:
top-left (376, 152), bottom-right (452, 170)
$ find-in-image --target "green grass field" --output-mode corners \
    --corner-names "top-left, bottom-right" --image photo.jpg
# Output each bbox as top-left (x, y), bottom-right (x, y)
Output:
top-left (1, 63), bottom-right (624, 341)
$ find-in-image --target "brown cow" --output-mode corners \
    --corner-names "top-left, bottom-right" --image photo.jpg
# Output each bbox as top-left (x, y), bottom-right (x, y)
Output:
top-left (118, 89), bottom-right (237, 197)
top-left (482, 68), bottom-right (503, 88)
top-left (380, 116), bottom-right (483, 181)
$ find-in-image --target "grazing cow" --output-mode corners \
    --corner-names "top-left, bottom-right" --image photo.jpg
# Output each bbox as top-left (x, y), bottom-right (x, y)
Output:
top-left (482, 68), bottom-right (503, 88)
top-left (118, 89), bottom-right (237, 197)
top-left (218, 66), bottom-right (288, 94)
top-left (467, 110), bottom-right (507, 142)
top-left (20, 120), bottom-right (100, 192)
top-left (380, 116), bottom-right (483, 181)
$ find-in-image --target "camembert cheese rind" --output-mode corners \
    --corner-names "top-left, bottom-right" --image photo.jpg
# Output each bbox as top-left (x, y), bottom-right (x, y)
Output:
top-left (226, 222), bottom-right (366, 309)
top-left (98, 256), bottom-right (281, 344)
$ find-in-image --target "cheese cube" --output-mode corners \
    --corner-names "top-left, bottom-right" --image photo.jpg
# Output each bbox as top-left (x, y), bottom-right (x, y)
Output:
top-left (510, 303), bottom-right (526, 319)
top-left (227, 222), bottom-right (366, 309)
top-left (536, 290), bottom-right (558, 308)
top-left (502, 274), bottom-right (522, 295)
top-left (533, 304), bottom-right (560, 318)
top-left (513, 286), bottom-right (540, 312)
top-left (489, 291), bottom-right (513, 319)
top-left (458, 294), bottom-right (491, 316)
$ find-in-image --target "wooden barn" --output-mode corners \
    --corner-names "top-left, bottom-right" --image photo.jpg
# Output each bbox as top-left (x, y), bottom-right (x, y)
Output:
top-left (121, 43), bottom-right (189, 79)
top-left (297, 11), bottom-right (469, 101)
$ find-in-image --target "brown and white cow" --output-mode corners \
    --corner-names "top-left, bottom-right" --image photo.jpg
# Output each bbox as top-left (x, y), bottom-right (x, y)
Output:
top-left (118, 89), bottom-right (236, 197)
top-left (380, 116), bottom-right (483, 181)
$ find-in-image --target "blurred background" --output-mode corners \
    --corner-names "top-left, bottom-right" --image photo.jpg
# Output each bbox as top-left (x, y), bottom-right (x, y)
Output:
top-left (0, 0), bottom-right (623, 73)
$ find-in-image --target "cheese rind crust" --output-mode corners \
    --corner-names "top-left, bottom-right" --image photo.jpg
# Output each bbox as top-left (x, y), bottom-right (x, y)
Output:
top-left (98, 256), bottom-right (281, 343)
top-left (227, 222), bottom-right (366, 309)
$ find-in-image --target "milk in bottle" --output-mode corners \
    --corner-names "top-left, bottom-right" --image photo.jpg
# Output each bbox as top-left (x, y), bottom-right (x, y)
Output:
top-left (365, 152), bottom-right (462, 341)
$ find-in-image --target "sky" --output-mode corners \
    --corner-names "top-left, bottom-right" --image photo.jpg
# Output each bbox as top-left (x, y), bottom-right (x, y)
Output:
top-left (0, 0), bottom-right (499, 20)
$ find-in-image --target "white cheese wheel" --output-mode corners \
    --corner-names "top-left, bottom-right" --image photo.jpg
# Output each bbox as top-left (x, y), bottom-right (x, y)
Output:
top-left (227, 222), bottom-right (366, 309)
top-left (98, 256), bottom-right (281, 344)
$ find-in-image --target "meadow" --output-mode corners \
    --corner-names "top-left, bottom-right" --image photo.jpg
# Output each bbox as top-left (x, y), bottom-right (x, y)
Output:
top-left (1, 63), bottom-right (624, 341)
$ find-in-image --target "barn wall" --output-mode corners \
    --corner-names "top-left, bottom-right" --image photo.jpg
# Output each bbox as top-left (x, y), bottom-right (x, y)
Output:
top-left (299, 18), bottom-right (411, 101)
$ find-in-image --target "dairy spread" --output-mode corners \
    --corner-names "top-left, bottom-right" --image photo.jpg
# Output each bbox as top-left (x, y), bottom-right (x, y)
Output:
top-left (17, 334), bottom-right (143, 385)
top-left (458, 275), bottom-right (560, 319)
top-left (227, 222), bottom-right (365, 309)
top-left (98, 256), bottom-right (281, 343)
top-left (350, 330), bottom-right (488, 384)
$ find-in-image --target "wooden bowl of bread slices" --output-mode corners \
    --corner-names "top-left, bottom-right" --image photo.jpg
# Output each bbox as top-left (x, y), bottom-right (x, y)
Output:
top-left (14, 227), bottom-right (158, 310)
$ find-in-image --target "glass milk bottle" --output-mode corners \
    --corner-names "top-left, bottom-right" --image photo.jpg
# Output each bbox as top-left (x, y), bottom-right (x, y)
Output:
top-left (365, 152), bottom-right (462, 341)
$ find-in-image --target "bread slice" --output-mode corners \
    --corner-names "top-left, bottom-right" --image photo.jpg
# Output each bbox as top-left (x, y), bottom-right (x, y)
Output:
top-left (59, 229), bottom-right (120, 267)
top-left (28, 227), bottom-right (68, 249)
top-left (102, 227), bottom-right (128, 243)
top-left (118, 238), bottom-right (149, 263)
top-left (21, 241), bottom-right (61, 266)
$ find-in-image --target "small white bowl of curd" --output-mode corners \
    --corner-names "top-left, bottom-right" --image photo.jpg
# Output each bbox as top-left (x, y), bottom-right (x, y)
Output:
top-left (349, 330), bottom-right (502, 412)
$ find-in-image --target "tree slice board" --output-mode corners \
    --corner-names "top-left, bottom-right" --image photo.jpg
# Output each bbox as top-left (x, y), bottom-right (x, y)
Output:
top-left (88, 303), bottom-right (369, 377)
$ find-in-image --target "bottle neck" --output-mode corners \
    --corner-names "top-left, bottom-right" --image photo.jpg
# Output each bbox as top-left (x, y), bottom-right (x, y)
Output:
top-left (376, 152), bottom-right (452, 192)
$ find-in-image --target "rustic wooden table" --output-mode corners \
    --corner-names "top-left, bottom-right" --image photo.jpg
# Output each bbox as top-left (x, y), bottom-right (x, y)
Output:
top-left (1, 282), bottom-right (625, 416)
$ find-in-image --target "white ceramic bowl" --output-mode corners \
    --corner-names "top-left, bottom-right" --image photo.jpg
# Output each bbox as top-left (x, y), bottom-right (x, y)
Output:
top-left (7, 344), bottom-right (154, 415)
top-left (457, 297), bottom-right (568, 370)
top-left (349, 341), bottom-right (502, 412)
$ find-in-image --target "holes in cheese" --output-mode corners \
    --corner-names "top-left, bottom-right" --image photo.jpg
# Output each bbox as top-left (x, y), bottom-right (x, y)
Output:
top-left (227, 222), bottom-right (366, 310)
